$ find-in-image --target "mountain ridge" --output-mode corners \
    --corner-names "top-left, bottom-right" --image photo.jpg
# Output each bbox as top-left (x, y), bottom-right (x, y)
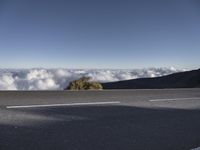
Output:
top-left (102, 68), bottom-right (200, 89)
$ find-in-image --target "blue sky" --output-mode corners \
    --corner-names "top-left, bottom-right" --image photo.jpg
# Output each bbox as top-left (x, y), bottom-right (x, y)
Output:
top-left (0, 0), bottom-right (199, 69)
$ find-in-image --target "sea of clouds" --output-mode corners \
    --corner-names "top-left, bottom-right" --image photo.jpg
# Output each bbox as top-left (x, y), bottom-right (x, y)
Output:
top-left (0, 67), bottom-right (184, 90)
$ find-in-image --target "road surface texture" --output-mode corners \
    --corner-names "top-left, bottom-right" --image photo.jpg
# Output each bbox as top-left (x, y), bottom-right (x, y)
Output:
top-left (0, 89), bottom-right (200, 150)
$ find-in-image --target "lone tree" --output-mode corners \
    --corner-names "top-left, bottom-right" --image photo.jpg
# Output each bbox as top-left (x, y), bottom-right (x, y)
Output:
top-left (66, 77), bottom-right (103, 90)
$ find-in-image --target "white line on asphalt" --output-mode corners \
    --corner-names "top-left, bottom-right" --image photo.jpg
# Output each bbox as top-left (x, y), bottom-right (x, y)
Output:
top-left (149, 97), bottom-right (200, 102)
top-left (6, 101), bottom-right (121, 109)
top-left (191, 146), bottom-right (200, 150)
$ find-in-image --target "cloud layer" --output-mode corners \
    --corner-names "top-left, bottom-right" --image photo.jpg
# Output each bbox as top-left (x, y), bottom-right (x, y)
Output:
top-left (0, 67), bottom-right (184, 90)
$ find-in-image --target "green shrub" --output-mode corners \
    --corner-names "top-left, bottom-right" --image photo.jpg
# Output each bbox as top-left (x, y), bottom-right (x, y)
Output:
top-left (66, 77), bottom-right (103, 90)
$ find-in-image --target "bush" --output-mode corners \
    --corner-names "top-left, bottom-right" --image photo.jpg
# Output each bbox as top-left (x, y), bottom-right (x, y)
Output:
top-left (66, 77), bottom-right (103, 90)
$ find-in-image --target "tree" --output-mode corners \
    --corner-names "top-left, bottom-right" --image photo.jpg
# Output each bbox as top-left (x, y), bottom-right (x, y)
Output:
top-left (66, 77), bottom-right (103, 90)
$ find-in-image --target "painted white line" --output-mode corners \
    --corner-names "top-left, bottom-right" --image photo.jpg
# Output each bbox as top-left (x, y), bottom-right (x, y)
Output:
top-left (149, 97), bottom-right (200, 102)
top-left (6, 101), bottom-right (121, 109)
top-left (191, 146), bottom-right (200, 150)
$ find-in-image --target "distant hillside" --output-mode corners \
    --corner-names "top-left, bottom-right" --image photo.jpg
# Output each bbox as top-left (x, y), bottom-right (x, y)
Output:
top-left (102, 69), bottom-right (200, 89)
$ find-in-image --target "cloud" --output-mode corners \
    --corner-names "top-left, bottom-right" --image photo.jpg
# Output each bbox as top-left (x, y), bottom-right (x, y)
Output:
top-left (0, 73), bottom-right (17, 90)
top-left (0, 67), bottom-right (184, 90)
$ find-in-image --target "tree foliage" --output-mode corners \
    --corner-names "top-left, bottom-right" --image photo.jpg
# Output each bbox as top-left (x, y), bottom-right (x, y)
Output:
top-left (66, 77), bottom-right (103, 90)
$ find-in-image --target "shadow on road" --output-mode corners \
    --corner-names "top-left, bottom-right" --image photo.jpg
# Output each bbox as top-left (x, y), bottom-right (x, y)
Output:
top-left (0, 105), bottom-right (200, 150)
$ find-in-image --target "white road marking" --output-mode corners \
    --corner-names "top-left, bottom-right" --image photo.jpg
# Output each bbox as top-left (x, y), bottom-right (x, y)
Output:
top-left (149, 97), bottom-right (200, 102)
top-left (6, 101), bottom-right (121, 109)
top-left (191, 146), bottom-right (200, 150)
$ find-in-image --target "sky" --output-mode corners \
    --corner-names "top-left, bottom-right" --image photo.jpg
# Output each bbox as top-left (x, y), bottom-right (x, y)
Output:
top-left (0, 0), bottom-right (199, 69)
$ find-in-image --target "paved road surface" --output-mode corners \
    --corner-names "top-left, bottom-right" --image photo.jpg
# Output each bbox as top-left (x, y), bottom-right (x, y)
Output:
top-left (0, 89), bottom-right (200, 150)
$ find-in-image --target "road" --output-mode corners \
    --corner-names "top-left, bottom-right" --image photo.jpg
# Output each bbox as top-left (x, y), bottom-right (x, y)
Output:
top-left (0, 89), bottom-right (200, 150)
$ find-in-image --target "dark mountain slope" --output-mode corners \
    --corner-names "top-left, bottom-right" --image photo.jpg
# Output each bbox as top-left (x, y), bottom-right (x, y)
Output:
top-left (102, 69), bottom-right (200, 89)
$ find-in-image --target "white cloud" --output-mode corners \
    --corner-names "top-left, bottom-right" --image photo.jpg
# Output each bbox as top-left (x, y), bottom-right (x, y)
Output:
top-left (0, 67), bottom-right (184, 90)
top-left (0, 74), bottom-right (17, 90)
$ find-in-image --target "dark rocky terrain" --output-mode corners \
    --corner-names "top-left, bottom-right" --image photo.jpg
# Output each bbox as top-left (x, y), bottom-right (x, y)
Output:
top-left (102, 68), bottom-right (200, 89)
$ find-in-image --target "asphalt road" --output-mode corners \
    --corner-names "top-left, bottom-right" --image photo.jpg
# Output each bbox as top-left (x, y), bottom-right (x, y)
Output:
top-left (0, 89), bottom-right (200, 150)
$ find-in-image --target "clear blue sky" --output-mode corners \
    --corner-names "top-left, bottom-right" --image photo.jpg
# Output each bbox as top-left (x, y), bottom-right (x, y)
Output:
top-left (0, 0), bottom-right (199, 69)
